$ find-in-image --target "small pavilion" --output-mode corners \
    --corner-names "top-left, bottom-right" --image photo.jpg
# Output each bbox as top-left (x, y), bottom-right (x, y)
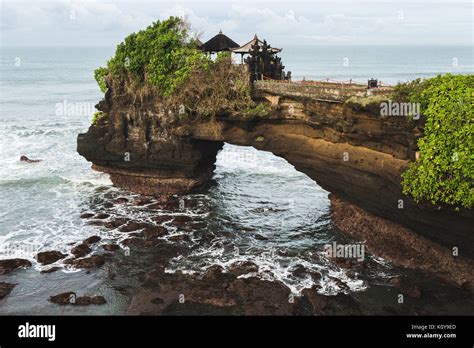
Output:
top-left (231, 34), bottom-right (282, 63)
top-left (199, 30), bottom-right (240, 54)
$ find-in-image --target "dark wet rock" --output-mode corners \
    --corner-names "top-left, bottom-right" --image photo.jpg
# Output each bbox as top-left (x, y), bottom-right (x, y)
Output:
top-left (104, 218), bottom-right (129, 229)
top-left (122, 238), bottom-right (141, 247)
top-left (168, 234), bottom-right (191, 242)
top-left (254, 234), bottom-right (268, 241)
top-left (202, 265), bottom-right (226, 281)
top-left (87, 220), bottom-right (107, 226)
top-left (292, 264), bottom-right (307, 278)
top-left (149, 244), bottom-right (190, 267)
top-left (20, 155), bottom-right (41, 163)
top-left (300, 286), bottom-right (328, 314)
top-left (0, 258), bottom-right (32, 274)
top-left (144, 239), bottom-right (157, 247)
top-left (144, 226), bottom-right (168, 239)
top-left (84, 236), bottom-right (101, 245)
top-left (80, 212), bottom-right (94, 219)
top-left (332, 277), bottom-right (350, 291)
top-left (133, 196), bottom-right (153, 206)
top-left (228, 261), bottom-right (259, 276)
top-left (330, 194), bottom-right (474, 290)
top-left (118, 221), bottom-right (150, 232)
top-left (115, 197), bottom-right (129, 204)
top-left (310, 271), bottom-right (322, 281)
top-left (331, 257), bottom-right (367, 271)
top-left (171, 215), bottom-right (193, 227)
top-left (151, 215), bottom-right (173, 224)
top-left (128, 268), bottom-right (310, 315)
top-left (75, 295), bottom-right (107, 305)
top-left (0, 282), bottom-right (16, 299)
top-left (226, 277), bottom-right (297, 315)
top-left (49, 292), bottom-right (106, 305)
top-left (147, 202), bottom-right (166, 210)
top-left (102, 244), bottom-right (120, 251)
top-left (71, 244), bottom-right (92, 258)
top-left (94, 213), bottom-right (110, 219)
top-left (152, 199), bottom-right (196, 211)
top-left (40, 267), bottom-right (62, 274)
top-left (49, 292), bottom-right (76, 305)
top-left (324, 293), bottom-right (362, 315)
top-left (390, 276), bottom-right (422, 299)
top-left (64, 255), bottom-right (107, 269)
top-left (187, 222), bottom-right (207, 230)
top-left (36, 251), bottom-right (67, 265)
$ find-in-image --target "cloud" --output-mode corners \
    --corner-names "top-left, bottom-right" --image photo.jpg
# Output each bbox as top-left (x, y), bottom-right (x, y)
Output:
top-left (1, 0), bottom-right (472, 46)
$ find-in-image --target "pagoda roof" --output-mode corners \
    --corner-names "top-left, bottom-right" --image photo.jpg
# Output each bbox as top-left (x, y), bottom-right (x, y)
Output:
top-left (199, 30), bottom-right (240, 52)
top-left (231, 35), bottom-right (282, 54)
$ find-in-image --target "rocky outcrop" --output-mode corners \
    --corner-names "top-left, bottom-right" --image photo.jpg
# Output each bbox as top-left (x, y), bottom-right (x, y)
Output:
top-left (330, 194), bottom-right (474, 290)
top-left (77, 79), bottom-right (474, 260)
top-left (0, 259), bottom-right (32, 274)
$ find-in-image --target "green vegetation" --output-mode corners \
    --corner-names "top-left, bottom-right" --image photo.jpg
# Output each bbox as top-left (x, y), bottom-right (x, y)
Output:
top-left (399, 74), bottom-right (474, 209)
top-left (94, 67), bottom-right (108, 93)
top-left (345, 95), bottom-right (388, 110)
top-left (241, 103), bottom-right (270, 119)
top-left (91, 111), bottom-right (105, 125)
top-left (92, 17), bottom-right (258, 119)
top-left (96, 17), bottom-right (211, 96)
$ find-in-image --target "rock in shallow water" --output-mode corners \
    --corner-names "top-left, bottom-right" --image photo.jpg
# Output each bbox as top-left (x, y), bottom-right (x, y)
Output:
top-left (102, 244), bottom-right (120, 252)
top-left (390, 276), bottom-right (422, 299)
top-left (71, 244), bottom-right (92, 258)
top-left (84, 235), bottom-right (101, 245)
top-left (64, 254), bottom-right (109, 269)
top-left (0, 282), bottom-right (16, 299)
top-left (143, 226), bottom-right (168, 239)
top-left (0, 259), bottom-right (32, 274)
top-left (127, 268), bottom-right (331, 315)
top-left (49, 292), bottom-right (106, 305)
top-left (118, 221), bottom-right (150, 232)
top-left (79, 212), bottom-right (94, 219)
top-left (228, 261), bottom-right (259, 276)
top-left (36, 251), bottom-right (67, 265)
top-left (40, 267), bottom-right (62, 274)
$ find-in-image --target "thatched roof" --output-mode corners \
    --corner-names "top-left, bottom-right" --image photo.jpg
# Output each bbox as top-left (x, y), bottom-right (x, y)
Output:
top-left (199, 30), bottom-right (239, 52)
top-left (231, 35), bottom-right (282, 54)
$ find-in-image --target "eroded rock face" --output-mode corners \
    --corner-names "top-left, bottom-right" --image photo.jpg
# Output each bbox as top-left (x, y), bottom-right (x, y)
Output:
top-left (77, 79), bottom-right (474, 258)
top-left (77, 79), bottom-right (223, 196)
top-left (330, 194), bottom-right (474, 290)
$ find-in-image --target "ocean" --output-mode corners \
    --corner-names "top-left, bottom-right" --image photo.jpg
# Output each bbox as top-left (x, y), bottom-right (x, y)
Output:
top-left (0, 45), bottom-right (473, 314)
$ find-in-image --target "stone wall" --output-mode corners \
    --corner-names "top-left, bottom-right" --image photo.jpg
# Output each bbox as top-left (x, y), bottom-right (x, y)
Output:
top-left (255, 80), bottom-right (392, 101)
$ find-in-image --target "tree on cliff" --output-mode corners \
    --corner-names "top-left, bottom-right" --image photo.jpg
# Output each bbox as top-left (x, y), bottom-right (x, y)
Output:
top-left (95, 17), bottom-right (208, 96)
top-left (93, 17), bottom-right (260, 119)
top-left (398, 74), bottom-right (473, 209)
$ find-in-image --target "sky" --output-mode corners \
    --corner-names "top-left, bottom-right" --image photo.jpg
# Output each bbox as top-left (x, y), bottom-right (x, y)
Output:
top-left (0, 0), bottom-right (473, 47)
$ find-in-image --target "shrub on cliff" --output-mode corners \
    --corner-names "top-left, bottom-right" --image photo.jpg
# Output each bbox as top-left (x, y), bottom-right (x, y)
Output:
top-left (93, 17), bottom-right (255, 118)
top-left (96, 17), bottom-right (210, 96)
top-left (400, 74), bottom-right (474, 209)
top-left (94, 67), bottom-right (108, 93)
top-left (91, 111), bottom-right (105, 125)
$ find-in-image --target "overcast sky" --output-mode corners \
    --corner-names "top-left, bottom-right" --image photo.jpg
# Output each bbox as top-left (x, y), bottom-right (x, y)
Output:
top-left (1, 0), bottom-right (472, 47)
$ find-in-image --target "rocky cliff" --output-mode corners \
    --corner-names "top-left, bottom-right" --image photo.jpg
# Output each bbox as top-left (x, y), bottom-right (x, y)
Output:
top-left (77, 79), bottom-right (474, 264)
